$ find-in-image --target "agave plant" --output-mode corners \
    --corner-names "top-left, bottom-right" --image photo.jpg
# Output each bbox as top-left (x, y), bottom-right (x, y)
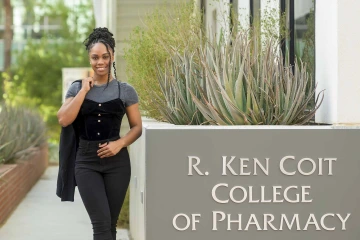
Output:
top-left (153, 47), bottom-right (207, 125)
top-left (0, 102), bottom-right (47, 164)
top-left (189, 30), bottom-right (324, 125)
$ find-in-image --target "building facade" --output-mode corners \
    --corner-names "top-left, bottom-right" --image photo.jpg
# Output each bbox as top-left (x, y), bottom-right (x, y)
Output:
top-left (92, 0), bottom-right (190, 82)
top-left (93, 0), bottom-right (360, 125)
top-left (91, 1), bottom-right (360, 240)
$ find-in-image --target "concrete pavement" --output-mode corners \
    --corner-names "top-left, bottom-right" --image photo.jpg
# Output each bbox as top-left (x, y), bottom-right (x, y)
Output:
top-left (0, 166), bottom-right (130, 240)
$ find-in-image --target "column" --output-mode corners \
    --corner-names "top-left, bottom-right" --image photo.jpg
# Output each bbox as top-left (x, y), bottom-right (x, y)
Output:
top-left (315, 0), bottom-right (360, 124)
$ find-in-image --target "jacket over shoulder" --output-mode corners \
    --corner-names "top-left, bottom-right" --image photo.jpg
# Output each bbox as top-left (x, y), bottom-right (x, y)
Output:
top-left (56, 80), bottom-right (82, 202)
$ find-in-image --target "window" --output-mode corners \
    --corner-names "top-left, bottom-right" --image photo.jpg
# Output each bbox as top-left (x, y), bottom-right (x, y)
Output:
top-left (202, 0), bottom-right (315, 80)
top-left (294, 0), bottom-right (315, 76)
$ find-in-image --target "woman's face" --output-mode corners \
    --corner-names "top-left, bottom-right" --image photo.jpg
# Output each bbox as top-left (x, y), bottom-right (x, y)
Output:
top-left (89, 42), bottom-right (114, 77)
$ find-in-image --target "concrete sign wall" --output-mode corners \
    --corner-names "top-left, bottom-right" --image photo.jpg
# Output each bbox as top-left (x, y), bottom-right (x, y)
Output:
top-left (130, 125), bottom-right (360, 240)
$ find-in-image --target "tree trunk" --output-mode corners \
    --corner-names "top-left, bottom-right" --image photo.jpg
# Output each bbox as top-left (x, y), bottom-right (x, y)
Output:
top-left (1, 0), bottom-right (13, 100)
top-left (3, 0), bottom-right (13, 71)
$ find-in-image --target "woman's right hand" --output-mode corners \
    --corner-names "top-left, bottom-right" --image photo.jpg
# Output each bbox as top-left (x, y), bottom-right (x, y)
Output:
top-left (57, 77), bottom-right (93, 127)
top-left (81, 77), bottom-right (94, 92)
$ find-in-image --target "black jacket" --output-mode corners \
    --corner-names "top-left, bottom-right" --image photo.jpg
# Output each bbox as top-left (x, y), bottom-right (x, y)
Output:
top-left (56, 80), bottom-right (81, 202)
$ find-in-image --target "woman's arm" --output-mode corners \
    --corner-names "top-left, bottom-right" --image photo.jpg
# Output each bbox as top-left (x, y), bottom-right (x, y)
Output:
top-left (97, 103), bottom-right (142, 158)
top-left (57, 77), bottom-right (93, 127)
top-left (118, 103), bottom-right (143, 147)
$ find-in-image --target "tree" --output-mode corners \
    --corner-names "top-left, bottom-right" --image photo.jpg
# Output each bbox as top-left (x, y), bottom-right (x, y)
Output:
top-left (4, 0), bottom-right (95, 141)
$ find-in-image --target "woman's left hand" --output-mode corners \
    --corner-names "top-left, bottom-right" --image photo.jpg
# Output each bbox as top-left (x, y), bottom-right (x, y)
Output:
top-left (97, 140), bottom-right (123, 158)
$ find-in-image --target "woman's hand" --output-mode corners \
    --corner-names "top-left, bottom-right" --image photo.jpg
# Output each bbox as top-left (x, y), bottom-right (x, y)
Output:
top-left (81, 77), bottom-right (94, 93)
top-left (97, 140), bottom-right (124, 158)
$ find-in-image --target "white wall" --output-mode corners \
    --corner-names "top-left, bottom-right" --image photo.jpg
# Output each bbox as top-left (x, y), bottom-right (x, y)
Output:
top-left (315, 0), bottom-right (338, 124)
top-left (237, 0), bottom-right (250, 29)
top-left (204, 0), bottom-right (231, 42)
top-left (316, 0), bottom-right (360, 124)
top-left (337, 0), bottom-right (360, 123)
top-left (260, 0), bottom-right (280, 40)
top-left (92, 0), bottom-right (116, 34)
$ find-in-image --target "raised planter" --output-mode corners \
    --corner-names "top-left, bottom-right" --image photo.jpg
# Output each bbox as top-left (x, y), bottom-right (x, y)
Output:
top-left (0, 144), bottom-right (48, 225)
top-left (129, 122), bottom-right (360, 240)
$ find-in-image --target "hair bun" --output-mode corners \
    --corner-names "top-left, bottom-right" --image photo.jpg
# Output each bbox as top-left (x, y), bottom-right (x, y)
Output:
top-left (83, 27), bottom-right (116, 52)
top-left (92, 27), bottom-right (113, 37)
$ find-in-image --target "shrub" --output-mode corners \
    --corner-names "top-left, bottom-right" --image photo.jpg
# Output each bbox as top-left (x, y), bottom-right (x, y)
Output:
top-left (153, 48), bottom-right (206, 125)
top-left (0, 102), bottom-right (47, 164)
top-left (157, 29), bottom-right (324, 125)
top-left (126, 1), bottom-right (320, 125)
top-left (124, 1), bottom-right (204, 121)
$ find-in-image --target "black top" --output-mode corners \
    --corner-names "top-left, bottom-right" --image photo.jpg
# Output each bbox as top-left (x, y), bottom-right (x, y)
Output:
top-left (75, 81), bottom-right (126, 141)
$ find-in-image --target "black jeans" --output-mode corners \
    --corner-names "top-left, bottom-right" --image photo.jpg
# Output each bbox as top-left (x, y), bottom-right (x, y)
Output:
top-left (75, 137), bottom-right (131, 240)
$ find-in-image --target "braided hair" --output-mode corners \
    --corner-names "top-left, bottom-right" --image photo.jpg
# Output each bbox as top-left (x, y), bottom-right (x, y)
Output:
top-left (83, 27), bottom-right (118, 88)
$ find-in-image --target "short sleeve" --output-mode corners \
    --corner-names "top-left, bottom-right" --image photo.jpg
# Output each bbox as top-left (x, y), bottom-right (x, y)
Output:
top-left (65, 82), bottom-right (81, 99)
top-left (124, 83), bottom-right (139, 107)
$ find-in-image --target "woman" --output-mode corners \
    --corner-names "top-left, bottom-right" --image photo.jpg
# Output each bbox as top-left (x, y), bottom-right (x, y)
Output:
top-left (57, 27), bottom-right (142, 240)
